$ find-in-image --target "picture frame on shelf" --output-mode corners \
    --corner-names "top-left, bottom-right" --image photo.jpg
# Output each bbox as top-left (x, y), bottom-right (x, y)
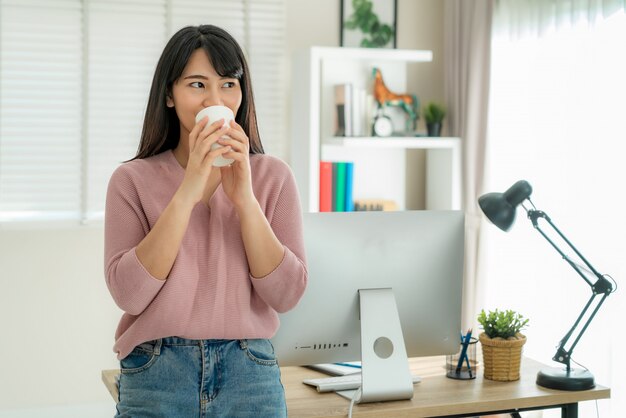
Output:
top-left (340, 0), bottom-right (397, 49)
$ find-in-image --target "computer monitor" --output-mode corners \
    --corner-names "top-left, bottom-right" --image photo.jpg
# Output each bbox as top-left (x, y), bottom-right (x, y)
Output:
top-left (271, 210), bottom-right (465, 403)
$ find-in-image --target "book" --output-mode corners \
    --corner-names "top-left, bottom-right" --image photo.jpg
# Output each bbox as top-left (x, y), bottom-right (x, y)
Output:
top-left (352, 87), bottom-right (361, 137)
top-left (319, 161), bottom-right (332, 212)
top-left (350, 87), bottom-right (368, 137)
top-left (334, 84), bottom-right (353, 136)
top-left (353, 199), bottom-right (398, 211)
top-left (331, 162), bottom-right (337, 211)
top-left (344, 162), bottom-right (354, 212)
top-left (334, 162), bottom-right (347, 212)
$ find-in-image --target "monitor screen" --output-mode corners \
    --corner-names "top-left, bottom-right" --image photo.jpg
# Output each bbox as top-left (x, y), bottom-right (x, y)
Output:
top-left (272, 210), bottom-right (464, 368)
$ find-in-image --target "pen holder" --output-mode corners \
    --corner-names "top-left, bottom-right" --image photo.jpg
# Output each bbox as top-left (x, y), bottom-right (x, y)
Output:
top-left (446, 337), bottom-right (478, 380)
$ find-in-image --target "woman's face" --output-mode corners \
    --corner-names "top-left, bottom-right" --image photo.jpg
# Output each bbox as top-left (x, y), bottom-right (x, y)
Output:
top-left (168, 48), bottom-right (242, 138)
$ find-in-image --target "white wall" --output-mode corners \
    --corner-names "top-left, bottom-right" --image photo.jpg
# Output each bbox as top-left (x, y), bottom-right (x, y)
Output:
top-left (0, 0), bottom-right (444, 413)
top-left (0, 226), bottom-right (120, 412)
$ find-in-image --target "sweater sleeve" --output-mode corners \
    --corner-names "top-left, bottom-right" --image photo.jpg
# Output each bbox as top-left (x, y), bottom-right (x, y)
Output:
top-left (250, 164), bottom-right (308, 313)
top-left (104, 166), bottom-right (165, 315)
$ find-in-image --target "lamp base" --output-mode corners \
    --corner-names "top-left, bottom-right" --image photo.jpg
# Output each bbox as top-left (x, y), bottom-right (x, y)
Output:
top-left (536, 367), bottom-right (595, 391)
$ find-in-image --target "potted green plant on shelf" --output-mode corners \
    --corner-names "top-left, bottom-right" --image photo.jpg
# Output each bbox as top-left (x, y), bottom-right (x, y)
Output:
top-left (423, 102), bottom-right (446, 137)
top-left (477, 309), bottom-right (529, 382)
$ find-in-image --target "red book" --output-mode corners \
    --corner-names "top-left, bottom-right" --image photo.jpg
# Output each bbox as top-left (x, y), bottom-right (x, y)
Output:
top-left (319, 161), bottom-right (332, 212)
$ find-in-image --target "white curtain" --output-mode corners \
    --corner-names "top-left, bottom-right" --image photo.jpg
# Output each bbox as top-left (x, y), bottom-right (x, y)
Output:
top-left (444, 0), bottom-right (494, 330)
top-left (485, 1), bottom-right (625, 417)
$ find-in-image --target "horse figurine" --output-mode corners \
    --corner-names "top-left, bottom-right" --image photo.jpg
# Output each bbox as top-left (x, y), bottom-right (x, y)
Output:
top-left (372, 67), bottom-right (419, 132)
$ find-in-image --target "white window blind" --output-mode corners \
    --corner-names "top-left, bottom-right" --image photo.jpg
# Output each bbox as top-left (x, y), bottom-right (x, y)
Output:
top-left (170, 0), bottom-right (245, 40)
top-left (0, 0), bottom-right (287, 224)
top-left (0, 0), bottom-right (83, 221)
top-left (86, 0), bottom-right (167, 220)
top-left (248, 0), bottom-right (287, 159)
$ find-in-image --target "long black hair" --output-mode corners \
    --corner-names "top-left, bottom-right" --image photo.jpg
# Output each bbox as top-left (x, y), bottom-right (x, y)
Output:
top-left (131, 25), bottom-right (263, 160)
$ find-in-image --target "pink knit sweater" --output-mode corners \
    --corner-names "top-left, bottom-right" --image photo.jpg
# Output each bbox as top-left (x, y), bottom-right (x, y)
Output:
top-left (104, 150), bottom-right (307, 359)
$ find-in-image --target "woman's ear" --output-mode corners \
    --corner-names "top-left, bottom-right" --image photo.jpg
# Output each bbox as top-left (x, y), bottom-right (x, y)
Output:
top-left (165, 86), bottom-right (175, 107)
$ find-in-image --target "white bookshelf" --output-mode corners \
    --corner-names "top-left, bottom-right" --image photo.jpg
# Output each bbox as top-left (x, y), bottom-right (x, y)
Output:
top-left (290, 46), bottom-right (461, 212)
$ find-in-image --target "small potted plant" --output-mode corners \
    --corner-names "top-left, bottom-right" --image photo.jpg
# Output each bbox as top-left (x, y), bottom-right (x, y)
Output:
top-left (423, 102), bottom-right (446, 137)
top-left (477, 309), bottom-right (529, 381)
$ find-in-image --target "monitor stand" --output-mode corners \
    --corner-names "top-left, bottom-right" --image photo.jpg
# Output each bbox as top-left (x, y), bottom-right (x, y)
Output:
top-left (353, 288), bottom-right (414, 403)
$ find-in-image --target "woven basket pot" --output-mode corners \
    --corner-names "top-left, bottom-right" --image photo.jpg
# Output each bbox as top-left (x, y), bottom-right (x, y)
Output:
top-left (479, 332), bottom-right (527, 381)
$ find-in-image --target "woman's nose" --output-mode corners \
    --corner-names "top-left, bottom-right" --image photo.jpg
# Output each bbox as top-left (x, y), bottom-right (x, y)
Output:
top-left (202, 87), bottom-right (224, 107)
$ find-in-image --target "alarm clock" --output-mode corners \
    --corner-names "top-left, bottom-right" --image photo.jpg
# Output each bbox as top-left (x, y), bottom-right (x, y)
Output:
top-left (373, 114), bottom-right (393, 137)
top-left (372, 114), bottom-right (393, 136)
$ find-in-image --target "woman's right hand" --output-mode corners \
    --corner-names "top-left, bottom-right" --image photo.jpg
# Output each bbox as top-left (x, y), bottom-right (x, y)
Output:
top-left (177, 116), bottom-right (232, 205)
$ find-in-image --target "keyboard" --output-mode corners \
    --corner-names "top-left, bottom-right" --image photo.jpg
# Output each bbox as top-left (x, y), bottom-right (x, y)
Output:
top-left (303, 374), bottom-right (421, 392)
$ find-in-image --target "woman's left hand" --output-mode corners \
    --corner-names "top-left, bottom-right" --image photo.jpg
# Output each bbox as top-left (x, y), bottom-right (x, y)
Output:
top-left (219, 120), bottom-right (256, 210)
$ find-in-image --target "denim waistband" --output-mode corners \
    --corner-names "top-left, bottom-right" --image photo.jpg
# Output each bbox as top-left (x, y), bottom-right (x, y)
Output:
top-left (158, 336), bottom-right (238, 346)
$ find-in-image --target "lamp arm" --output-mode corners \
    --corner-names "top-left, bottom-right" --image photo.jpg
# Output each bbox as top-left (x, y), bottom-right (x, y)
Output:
top-left (528, 210), bottom-right (604, 287)
top-left (526, 209), bottom-right (614, 371)
top-left (552, 293), bottom-right (610, 370)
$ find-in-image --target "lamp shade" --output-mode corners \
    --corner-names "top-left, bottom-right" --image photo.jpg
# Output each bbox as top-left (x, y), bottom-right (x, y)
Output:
top-left (478, 180), bottom-right (533, 231)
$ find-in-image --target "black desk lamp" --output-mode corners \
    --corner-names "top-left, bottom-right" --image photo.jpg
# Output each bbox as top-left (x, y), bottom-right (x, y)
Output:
top-left (478, 180), bottom-right (615, 391)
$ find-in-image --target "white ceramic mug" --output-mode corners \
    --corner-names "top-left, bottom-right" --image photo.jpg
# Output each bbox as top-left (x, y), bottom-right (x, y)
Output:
top-left (194, 105), bottom-right (235, 167)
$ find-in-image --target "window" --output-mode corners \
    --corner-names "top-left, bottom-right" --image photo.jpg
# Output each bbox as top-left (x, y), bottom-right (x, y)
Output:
top-left (485, 6), bottom-right (625, 417)
top-left (0, 0), bottom-right (286, 224)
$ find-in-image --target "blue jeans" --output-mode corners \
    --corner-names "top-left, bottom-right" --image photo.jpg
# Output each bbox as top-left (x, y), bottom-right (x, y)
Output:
top-left (115, 337), bottom-right (287, 418)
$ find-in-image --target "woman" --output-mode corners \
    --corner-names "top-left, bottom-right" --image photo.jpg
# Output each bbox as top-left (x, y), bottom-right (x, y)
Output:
top-left (104, 25), bottom-right (307, 417)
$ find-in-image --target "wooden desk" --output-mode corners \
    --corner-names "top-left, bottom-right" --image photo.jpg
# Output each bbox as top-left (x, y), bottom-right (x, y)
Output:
top-left (102, 356), bottom-right (609, 417)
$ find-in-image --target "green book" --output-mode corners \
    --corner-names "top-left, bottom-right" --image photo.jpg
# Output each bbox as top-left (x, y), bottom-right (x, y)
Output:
top-left (334, 162), bottom-right (346, 212)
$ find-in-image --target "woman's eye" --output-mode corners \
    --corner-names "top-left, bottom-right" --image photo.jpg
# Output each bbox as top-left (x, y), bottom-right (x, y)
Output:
top-left (223, 81), bottom-right (236, 88)
top-left (190, 82), bottom-right (204, 88)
